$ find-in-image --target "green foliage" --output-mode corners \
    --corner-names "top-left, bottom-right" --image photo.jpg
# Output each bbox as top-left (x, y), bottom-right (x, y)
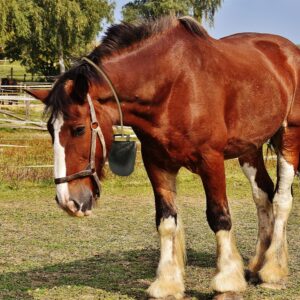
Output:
top-left (0, 0), bottom-right (30, 46)
top-left (122, 0), bottom-right (223, 24)
top-left (3, 0), bottom-right (114, 76)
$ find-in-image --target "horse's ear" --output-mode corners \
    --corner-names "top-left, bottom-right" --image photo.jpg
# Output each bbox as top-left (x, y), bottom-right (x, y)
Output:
top-left (65, 75), bottom-right (89, 104)
top-left (25, 89), bottom-right (50, 103)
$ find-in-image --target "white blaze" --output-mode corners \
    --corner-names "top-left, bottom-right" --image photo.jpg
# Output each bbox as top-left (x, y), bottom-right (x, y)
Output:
top-left (53, 114), bottom-right (69, 205)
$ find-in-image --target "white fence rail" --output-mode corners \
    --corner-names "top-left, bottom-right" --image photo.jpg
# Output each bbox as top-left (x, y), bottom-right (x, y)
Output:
top-left (0, 83), bottom-right (49, 130)
top-left (0, 84), bottom-right (137, 137)
top-left (0, 84), bottom-right (53, 89)
top-left (0, 95), bottom-right (36, 102)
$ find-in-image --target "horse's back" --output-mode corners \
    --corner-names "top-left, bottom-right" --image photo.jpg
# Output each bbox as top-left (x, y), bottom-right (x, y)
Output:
top-left (192, 32), bottom-right (300, 157)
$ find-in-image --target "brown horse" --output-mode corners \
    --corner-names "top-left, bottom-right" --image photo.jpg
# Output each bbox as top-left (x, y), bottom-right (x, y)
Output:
top-left (27, 16), bottom-right (300, 299)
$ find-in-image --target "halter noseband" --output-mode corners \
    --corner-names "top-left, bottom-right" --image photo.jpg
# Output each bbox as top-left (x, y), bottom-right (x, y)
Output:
top-left (54, 57), bottom-right (123, 198)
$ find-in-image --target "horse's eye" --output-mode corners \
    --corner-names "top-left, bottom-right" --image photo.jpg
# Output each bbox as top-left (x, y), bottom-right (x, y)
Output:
top-left (72, 126), bottom-right (86, 137)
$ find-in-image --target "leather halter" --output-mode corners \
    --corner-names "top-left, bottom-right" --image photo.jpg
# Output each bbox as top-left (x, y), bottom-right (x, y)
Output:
top-left (54, 94), bottom-right (106, 197)
top-left (53, 57), bottom-right (124, 198)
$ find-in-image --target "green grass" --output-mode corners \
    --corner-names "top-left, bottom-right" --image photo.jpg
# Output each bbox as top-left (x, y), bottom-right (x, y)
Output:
top-left (0, 129), bottom-right (300, 299)
top-left (0, 60), bottom-right (49, 81)
top-left (0, 61), bottom-right (27, 79)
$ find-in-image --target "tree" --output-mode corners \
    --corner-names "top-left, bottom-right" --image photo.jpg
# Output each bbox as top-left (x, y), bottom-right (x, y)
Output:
top-left (4, 0), bottom-right (114, 76)
top-left (0, 0), bottom-right (30, 56)
top-left (122, 0), bottom-right (223, 25)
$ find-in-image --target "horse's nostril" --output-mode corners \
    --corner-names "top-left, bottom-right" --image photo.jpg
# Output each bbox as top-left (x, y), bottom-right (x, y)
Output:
top-left (81, 197), bottom-right (93, 212)
top-left (70, 199), bottom-right (81, 211)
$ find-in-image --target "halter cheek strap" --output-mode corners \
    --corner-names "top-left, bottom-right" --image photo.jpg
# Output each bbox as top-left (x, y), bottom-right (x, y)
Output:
top-left (54, 94), bottom-right (106, 198)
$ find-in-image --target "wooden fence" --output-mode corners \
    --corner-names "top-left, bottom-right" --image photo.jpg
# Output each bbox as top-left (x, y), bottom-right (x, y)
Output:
top-left (0, 83), bottom-right (137, 137)
top-left (0, 83), bottom-right (52, 130)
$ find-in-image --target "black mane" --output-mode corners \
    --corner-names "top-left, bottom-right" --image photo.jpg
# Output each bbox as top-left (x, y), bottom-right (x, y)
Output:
top-left (45, 16), bottom-right (208, 118)
top-left (89, 16), bottom-right (208, 63)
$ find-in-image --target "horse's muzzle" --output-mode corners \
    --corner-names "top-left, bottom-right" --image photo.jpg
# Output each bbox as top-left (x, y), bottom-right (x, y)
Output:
top-left (55, 190), bottom-right (94, 217)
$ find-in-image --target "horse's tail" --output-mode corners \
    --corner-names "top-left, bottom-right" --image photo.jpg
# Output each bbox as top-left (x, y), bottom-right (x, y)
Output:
top-left (265, 139), bottom-right (275, 164)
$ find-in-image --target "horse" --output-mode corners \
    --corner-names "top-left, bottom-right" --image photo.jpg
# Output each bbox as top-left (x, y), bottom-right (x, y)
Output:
top-left (27, 16), bottom-right (300, 299)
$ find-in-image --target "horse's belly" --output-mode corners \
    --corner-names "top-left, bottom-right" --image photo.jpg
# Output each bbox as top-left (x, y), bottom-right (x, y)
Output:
top-left (224, 119), bottom-right (282, 159)
top-left (223, 138), bottom-right (261, 159)
top-left (223, 93), bottom-right (287, 158)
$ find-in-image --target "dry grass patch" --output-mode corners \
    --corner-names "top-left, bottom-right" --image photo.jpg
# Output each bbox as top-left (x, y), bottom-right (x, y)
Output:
top-left (0, 129), bottom-right (300, 299)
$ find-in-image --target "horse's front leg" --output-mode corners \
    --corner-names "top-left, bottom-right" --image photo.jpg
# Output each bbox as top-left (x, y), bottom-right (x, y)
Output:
top-left (199, 151), bottom-right (247, 294)
top-left (142, 153), bottom-right (185, 299)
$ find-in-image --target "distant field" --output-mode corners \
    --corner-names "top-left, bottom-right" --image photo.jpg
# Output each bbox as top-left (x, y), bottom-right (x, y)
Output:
top-left (0, 60), bottom-right (49, 82)
top-left (0, 60), bottom-right (27, 80)
top-left (0, 129), bottom-right (300, 299)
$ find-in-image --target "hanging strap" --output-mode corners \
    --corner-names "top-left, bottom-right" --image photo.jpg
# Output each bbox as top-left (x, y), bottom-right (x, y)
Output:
top-left (82, 57), bottom-right (124, 137)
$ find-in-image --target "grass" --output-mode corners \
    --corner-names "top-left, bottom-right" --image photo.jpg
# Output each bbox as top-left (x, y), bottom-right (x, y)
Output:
top-left (0, 61), bottom-right (27, 80)
top-left (0, 129), bottom-right (300, 299)
top-left (0, 60), bottom-right (50, 82)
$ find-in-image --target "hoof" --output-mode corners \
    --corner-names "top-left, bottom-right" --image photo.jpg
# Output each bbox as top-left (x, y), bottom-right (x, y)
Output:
top-left (213, 292), bottom-right (244, 300)
top-left (260, 282), bottom-right (286, 290)
top-left (211, 271), bottom-right (247, 293)
top-left (147, 278), bottom-right (184, 300)
top-left (259, 263), bottom-right (288, 285)
top-left (245, 269), bottom-right (260, 285)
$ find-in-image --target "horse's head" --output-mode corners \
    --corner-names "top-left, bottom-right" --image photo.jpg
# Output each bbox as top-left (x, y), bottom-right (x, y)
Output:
top-left (27, 72), bottom-right (113, 217)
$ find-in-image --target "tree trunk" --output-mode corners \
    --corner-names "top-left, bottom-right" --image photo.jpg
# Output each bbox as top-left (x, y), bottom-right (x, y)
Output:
top-left (59, 54), bottom-right (65, 74)
top-left (58, 36), bottom-right (65, 74)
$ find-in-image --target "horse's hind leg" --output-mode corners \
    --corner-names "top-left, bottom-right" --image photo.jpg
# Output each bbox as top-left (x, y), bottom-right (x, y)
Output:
top-left (259, 127), bottom-right (299, 287)
top-left (142, 148), bottom-right (185, 299)
top-left (239, 147), bottom-right (274, 280)
top-left (199, 150), bottom-right (247, 294)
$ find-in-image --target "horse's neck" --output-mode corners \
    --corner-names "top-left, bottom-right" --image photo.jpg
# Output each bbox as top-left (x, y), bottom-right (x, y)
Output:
top-left (100, 36), bottom-right (179, 129)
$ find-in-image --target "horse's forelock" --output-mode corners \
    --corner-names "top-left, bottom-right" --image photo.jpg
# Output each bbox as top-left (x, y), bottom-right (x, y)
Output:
top-left (44, 62), bottom-right (100, 120)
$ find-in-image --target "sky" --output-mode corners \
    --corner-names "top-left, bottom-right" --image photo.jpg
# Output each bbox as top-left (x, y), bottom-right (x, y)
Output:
top-left (110, 0), bottom-right (300, 44)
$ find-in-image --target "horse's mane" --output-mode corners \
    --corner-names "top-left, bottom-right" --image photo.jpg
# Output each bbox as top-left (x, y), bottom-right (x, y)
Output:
top-left (89, 16), bottom-right (209, 63)
top-left (45, 16), bottom-right (208, 118)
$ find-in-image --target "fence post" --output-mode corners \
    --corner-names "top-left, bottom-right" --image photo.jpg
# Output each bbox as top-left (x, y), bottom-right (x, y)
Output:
top-left (23, 74), bottom-right (27, 82)
top-left (10, 67), bottom-right (13, 80)
top-left (25, 100), bottom-right (30, 120)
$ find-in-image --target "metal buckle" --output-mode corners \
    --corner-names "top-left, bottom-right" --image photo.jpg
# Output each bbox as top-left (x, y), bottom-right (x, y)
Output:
top-left (91, 121), bottom-right (99, 130)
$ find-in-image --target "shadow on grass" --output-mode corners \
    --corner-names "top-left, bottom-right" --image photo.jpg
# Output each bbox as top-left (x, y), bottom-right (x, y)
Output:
top-left (0, 248), bottom-right (215, 300)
